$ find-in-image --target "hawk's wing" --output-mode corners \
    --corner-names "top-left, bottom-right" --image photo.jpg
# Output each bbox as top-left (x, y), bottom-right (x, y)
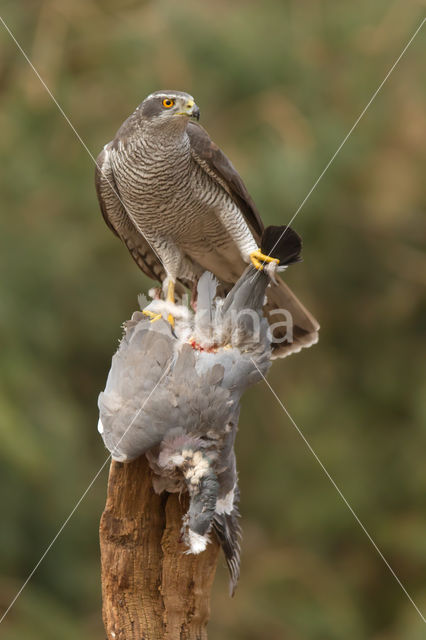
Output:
top-left (95, 143), bottom-right (166, 283)
top-left (187, 121), bottom-right (264, 240)
top-left (187, 122), bottom-right (319, 357)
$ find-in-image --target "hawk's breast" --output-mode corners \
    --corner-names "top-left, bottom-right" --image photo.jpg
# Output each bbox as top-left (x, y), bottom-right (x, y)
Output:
top-left (110, 138), bottom-right (234, 248)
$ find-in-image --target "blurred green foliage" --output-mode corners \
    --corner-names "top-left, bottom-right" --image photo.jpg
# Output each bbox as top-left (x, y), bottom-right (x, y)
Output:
top-left (0, 1), bottom-right (425, 638)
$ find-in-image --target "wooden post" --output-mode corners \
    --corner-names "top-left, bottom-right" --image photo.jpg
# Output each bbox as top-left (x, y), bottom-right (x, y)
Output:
top-left (100, 456), bottom-right (220, 640)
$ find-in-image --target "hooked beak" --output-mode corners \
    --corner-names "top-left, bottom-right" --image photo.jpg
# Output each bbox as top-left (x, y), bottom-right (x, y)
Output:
top-left (181, 100), bottom-right (200, 120)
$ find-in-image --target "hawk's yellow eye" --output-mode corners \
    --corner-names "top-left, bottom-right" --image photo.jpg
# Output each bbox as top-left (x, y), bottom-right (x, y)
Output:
top-left (162, 98), bottom-right (174, 108)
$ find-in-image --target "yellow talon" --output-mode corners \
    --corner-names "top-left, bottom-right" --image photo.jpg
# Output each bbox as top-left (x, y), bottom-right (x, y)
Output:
top-left (142, 310), bottom-right (162, 323)
top-left (143, 280), bottom-right (177, 327)
top-left (249, 249), bottom-right (279, 271)
top-left (166, 280), bottom-right (175, 328)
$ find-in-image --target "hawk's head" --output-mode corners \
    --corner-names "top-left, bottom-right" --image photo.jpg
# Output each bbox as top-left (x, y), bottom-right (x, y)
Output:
top-left (139, 90), bottom-right (200, 122)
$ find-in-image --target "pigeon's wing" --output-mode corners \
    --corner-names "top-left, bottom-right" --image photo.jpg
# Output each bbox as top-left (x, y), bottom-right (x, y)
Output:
top-left (187, 121), bottom-right (264, 240)
top-left (95, 143), bottom-right (166, 283)
top-left (98, 323), bottom-right (176, 462)
top-left (212, 477), bottom-right (242, 597)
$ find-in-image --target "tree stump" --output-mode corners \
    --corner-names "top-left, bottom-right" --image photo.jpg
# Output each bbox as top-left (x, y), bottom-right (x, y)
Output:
top-left (100, 456), bottom-right (220, 640)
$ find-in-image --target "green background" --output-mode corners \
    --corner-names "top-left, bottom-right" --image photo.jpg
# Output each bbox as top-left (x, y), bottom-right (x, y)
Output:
top-left (0, 1), bottom-right (425, 638)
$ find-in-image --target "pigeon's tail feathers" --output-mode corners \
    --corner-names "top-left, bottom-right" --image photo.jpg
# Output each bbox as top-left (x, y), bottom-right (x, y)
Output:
top-left (221, 226), bottom-right (302, 318)
top-left (261, 225), bottom-right (302, 266)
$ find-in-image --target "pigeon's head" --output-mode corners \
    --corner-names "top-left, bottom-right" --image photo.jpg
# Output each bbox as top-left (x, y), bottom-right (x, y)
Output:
top-left (139, 90), bottom-right (200, 124)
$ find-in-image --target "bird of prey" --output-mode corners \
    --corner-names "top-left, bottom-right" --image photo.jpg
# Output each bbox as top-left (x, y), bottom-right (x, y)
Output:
top-left (95, 90), bottom-right (319, 357)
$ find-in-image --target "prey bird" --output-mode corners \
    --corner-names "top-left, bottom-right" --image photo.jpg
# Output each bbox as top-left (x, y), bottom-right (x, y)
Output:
top-left (95, 90), bottom-right (319, 357)
top-left (98, 228), bottom-right (299, 593)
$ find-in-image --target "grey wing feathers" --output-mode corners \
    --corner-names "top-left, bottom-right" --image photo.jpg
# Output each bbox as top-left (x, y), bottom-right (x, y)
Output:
top-left (95, 144), bottom-right (166, 283)
top-left (98, 321), bottom-right (175, 461)
top-left (187, 121), bottom-right (264, 239)
top-left (221, 265), bottom-right (269, 316)
top-left (212, 506), bottom-right (242, 596)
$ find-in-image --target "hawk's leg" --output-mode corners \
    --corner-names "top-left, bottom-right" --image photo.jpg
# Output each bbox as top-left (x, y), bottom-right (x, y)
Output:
top-left (134, 234), bottom-right (194, 326)
top-left (166, 279), bottom-right (176, 328)
top-left (214, 201), bottom-right (280, 271)
top-left (190, 277), bottom-right (199, 312)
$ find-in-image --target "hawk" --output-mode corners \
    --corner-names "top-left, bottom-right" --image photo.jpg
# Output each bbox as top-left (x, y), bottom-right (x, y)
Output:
top-left (95, 90), bottom-right (319, 357)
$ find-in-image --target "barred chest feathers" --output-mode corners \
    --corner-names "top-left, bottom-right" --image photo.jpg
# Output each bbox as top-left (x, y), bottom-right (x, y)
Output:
top-left (111, 129), bottom-right (197, 212)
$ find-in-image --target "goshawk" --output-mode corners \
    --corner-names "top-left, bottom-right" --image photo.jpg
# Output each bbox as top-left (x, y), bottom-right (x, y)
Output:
top-left (95, 90), bottom-right (319, 357)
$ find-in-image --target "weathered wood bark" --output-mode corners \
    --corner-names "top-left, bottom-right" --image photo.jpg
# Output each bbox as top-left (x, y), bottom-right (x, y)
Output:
top-left (100, 457), bottom-right (220, 640)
